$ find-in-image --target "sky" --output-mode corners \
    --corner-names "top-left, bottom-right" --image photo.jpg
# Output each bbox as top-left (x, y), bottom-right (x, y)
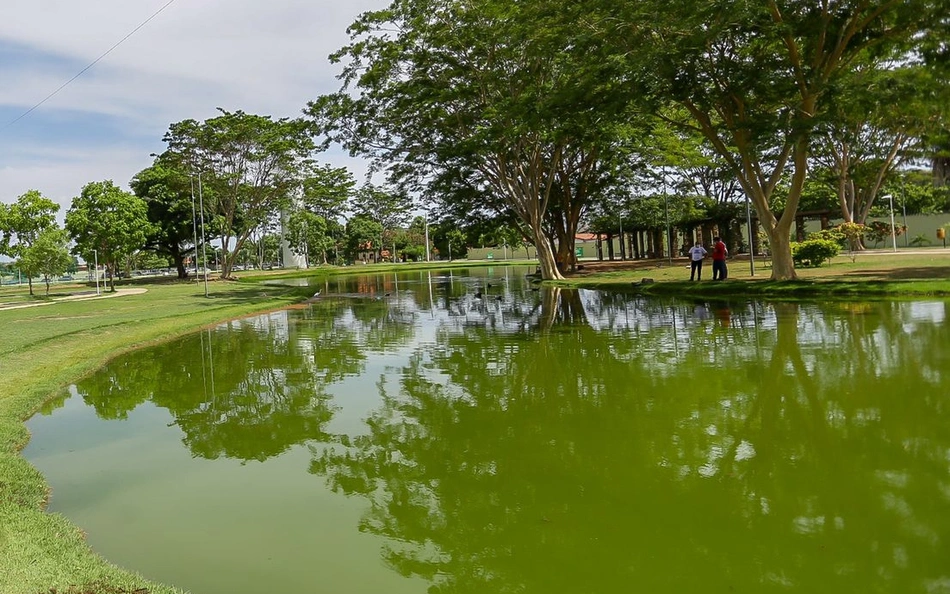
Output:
top-left (0, 0), bottom-right (387, 218)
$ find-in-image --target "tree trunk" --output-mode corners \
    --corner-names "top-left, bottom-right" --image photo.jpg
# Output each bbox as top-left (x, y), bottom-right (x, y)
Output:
top-left (534, 227), bottom-right (564, 280)
top-left (765, 225), bottom-right (797, 280)
top-left (174, 252), bottom-right (187, 279)
top-left (27, 276), bottom-right (34, 296)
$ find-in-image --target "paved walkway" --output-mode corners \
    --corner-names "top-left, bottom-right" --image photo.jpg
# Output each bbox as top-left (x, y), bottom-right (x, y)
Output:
top-left (0, 288), bottom-right (148, 310)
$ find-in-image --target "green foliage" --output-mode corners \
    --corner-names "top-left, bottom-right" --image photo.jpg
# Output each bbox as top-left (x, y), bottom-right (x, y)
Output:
top-left (18, 228), bottom-right (72, 296)
top-left (130, 157), bottom-right (197, 278)
top-left (161, 110), bottom-right (316, 278)
top-left (864, 221), bottom-right (907, 247)
top-left (791, 239), bottom-right (840, 268)
top-left (65, 181), bottom-right (152, 292)
top-left (431, 223), bottom-right (468, 260)
top-left (287, 210), bottom-right (332, 265)
top-left (808, 228), bottom-right (846, 245)
top-left (344, 215), bottom-right (384, 262)
top-left (301, 164), bottom-right (355, 220)
top-left (0, 189), bottom-right (60, 294)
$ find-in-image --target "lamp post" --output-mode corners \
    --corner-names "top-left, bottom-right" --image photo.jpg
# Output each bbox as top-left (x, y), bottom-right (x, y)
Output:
top-left (618, 211), bottom-right (624, 261)
top-left (197, 170), bottom-right (210, 297)
top-left (663, 193), bottom-right (672, 266)
top-left (93, 249), bottom-right (100, 296)
top-left (424, 213), bottom-right (431, 262)
top-left (190, 176), bottom-right (200, 282)
top-left (745, 194), bottom-right (755, 276)
top-left (884, 194), bottom-right (897, 253)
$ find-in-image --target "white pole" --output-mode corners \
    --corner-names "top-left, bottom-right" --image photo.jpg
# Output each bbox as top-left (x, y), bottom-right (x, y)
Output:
top-left (745, 194), bottom-right (755, 276)
top-left (886, 194), bottom-right (897, 253)
top-left (190, 176), bottom-right (200, 283)
top-left (424, 214), bottom-right (430, 262)
top-left (618, 212), bottom-right (624, 261)
top-left (198, 171), bottom-right (210, 297)
top-left (93, 249), bottom-right (100, 295)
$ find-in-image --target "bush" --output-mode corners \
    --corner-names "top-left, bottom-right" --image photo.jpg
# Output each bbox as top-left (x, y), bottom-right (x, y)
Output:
top-left (791, 238), bottom-right (840, 268)
top-left (808, 227), bottom-right (846, 244)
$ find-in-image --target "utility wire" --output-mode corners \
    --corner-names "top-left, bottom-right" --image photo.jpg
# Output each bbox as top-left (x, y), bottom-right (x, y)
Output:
top-left (4, 0), bottom-right (178, 129)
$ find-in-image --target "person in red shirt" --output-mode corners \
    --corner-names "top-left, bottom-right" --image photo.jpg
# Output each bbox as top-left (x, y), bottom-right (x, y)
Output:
top-left (711, 236), bottom-right (728, 281)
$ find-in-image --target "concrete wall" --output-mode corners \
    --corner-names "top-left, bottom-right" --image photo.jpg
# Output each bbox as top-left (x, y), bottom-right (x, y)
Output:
top-left (467, 245), bottom-right (538, 261)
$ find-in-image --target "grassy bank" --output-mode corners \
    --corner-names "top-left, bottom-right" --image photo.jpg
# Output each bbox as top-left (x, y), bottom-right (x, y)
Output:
top-left (235, 258), bottom-right (524, 283)
top-left (555, 249), bottom-right (950, 298)
top-left (0, 280), bottom-right (301, 594)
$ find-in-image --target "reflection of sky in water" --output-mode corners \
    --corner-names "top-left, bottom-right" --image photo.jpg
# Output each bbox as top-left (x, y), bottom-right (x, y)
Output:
top-left (22, 273), bottom-right (950, 594)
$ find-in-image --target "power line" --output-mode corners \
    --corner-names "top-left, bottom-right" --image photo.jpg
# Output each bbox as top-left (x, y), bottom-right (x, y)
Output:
top-left (4, 0), bottom-right (179, 129)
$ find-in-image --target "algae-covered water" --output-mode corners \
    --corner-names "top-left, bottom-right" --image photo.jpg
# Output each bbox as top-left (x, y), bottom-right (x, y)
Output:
top-left (25, 268), bottom-right (950, 593)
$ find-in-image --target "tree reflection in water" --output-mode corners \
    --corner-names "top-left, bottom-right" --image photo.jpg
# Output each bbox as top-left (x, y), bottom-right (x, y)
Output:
top-left (69, 281), bottom-right (950, 592)
top-left (74, 297), bottom-right (418, 462)
top-left (311, 289), bottom-right (950, 593)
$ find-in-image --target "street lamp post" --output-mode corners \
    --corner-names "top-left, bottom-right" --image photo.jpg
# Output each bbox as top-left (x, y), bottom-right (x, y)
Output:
top-left (884, 194), bottom-right (897, 253)
top-left (618, 212), bottom-right (624, 261)
top-left (93, 249), bottom-right (100, 296)
top-left (197, 170), bottom-right (210, 297)
top-left (190, 176), bottom-right (200, 282)
top-left (745, 195), bottom-right (755, 276)
top-left (664, 193), bottom-right (672, 266)
top-left (424, 214), bottom-right (430, 262)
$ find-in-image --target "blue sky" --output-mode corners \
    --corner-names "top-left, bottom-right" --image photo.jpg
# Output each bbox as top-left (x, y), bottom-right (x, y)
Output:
top-left (0, 0), bottom-right (384, 219)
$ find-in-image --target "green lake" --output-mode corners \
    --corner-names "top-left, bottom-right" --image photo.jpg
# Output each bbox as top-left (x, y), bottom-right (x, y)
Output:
top-left (24, 267), bottom-right (950, 593)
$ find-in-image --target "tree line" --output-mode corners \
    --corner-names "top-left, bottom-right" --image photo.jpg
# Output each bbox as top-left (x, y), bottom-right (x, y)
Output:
top-left (3, 1), bottom-right (948, 284)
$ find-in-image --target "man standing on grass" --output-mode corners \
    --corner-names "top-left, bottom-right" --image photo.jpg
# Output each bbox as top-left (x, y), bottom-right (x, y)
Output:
top-left (712, 236), bottom-right (728, 281)
top-left (688, 240), bottom-right (707, 281)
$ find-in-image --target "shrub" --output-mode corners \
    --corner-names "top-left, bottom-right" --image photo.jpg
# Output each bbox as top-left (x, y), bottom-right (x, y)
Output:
top-left (791, 238), bottom-right (840, 268)
top-left (808, 227), bottom-right (846, 244)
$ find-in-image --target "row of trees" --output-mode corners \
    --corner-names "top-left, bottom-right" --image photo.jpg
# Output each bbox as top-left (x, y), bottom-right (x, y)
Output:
top-left (2, 109), bottom-right (482, 294)
top-left (4, 2), bottom-right (947, 285)
top-left (309, 0), bottom-right (949, 280)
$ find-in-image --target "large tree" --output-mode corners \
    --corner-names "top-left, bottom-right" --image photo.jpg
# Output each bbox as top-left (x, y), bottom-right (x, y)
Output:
top-left (130, 157), bottom-right (199, 279)
top-left (161, 110), bottom-right (316, 279)
top-left (603, 0), bottom-right (944, 279)
top-left (0, 189), bottom-right (60, 295)
top-left (814, 64), bottom-right (942, 236)
top-left (65, 181), bottom-right (151, 292)
top-left (18, 227), bottom-right (72, 296)
top-left (308, 0), bottom-right (629, 280)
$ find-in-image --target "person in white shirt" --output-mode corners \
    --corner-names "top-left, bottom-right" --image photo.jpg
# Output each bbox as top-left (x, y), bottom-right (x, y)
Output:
top-left (688, 241), bottom-right (707, 281)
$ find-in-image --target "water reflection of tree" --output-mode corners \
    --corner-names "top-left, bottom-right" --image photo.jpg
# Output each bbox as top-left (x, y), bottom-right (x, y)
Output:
top-left (75, 299), bottom-right (419, 462)
top-left (312, 298), bottom-right (950, 593)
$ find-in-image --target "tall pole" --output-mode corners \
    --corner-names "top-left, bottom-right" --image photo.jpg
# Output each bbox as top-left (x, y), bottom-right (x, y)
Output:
top-left (93, 249), bottom-right (100, 296)
top-left (886, 194), bottom-right (897, 253)
top-left (190, 176), bottom-right (200, 283)
top-left (198, 171), bottom-right (210, 297)
top-left (424, 214), bottom-right (430, 262)
top-left (618, 212), bottom-right (624, 261)
top-left (664, 194), bottom-right (672, 266)
top-left (745, 194), bottom-right (755, 276)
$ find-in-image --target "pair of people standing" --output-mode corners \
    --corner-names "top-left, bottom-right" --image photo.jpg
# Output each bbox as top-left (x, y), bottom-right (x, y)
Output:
top-left (687, 237), bottom-right (728, 281)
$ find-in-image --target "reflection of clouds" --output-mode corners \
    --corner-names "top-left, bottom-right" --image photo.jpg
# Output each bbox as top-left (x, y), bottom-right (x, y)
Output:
top-left (907, 301), bottom-right (946, 326)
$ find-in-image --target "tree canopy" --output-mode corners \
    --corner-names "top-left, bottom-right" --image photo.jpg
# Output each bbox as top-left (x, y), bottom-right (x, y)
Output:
top-left (65, 180), bottom-right (152, 292)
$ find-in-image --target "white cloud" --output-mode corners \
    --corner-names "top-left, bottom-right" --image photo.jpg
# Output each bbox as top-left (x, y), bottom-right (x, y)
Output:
top-left (0, 0), bottom-right (386, 210)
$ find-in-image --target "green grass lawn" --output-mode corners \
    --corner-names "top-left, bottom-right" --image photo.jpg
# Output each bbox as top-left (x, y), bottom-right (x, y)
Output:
top-left (560, 248), bottom-right (950, 297)
top-left (0, 280), bottom-right (300, 594)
